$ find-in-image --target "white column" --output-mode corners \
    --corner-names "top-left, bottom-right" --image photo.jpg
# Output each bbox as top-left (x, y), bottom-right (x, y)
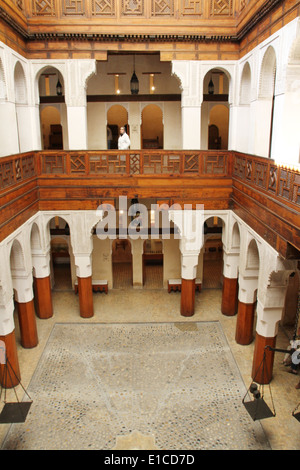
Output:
top-left (67, 105), bottom-right (88, 150)
top-left (0, 299), bottom-right (15, 337)
top-left (128, 102), bottom-right (141, 150)
top-left (181, 106), bottom-right (201, 149)
top-left (0, 101), bottom-right (19, 156)
top-left (65, 59), bottom-right (96, 151)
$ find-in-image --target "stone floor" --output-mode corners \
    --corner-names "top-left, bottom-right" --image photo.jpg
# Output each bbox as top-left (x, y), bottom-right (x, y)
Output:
top-left (1, 322), bottom-right (270, 450)
top-left (0, 281), bottom-right (299, 450)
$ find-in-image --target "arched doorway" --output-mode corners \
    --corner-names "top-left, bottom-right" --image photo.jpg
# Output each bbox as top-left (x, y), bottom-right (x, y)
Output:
top-left (107, 105), bottom-right (129, 149)
top-left (201, 68), bottom-right (230, 150)
top-left (141, 104), bottom-right (163, 149)
top-left (14, 61), bottom-right (28, 152)
top-left (40, 106), bottom-right (62, 149)
top-left (208, 105), bottom-right (229, 150)
top-left (112, 239), bottom-right (132, 288)
top-left (48, 217), bottom-right (72, 291)
top-left (38, 67), bottom-right (65, 150)
top-left (202, 217), bottom-right (224, 289)
top-left (143, 239), bottom-right (163, 289)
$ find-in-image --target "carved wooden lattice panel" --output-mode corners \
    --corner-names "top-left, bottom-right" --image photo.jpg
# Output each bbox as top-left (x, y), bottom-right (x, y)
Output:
top-left (62, 0), bottom-right (84, 15)
top-left (21, 155), bottom-right (35, 179)
top-left (12, 0), bottom-right (24, 11)
top-left (151, 0), bottom-right (174, 16)
top-left (240, 0), bottom-right (247, 10)
top-left (122, 0), bottom-right (144, 15)
top-left (31, 0), bottom-right (56, 15)
top-left (0, 162), bottom-right (14, 189)
top-left (292, 174), bottom-right (300, 205)
top-left (183, 154), bottom-right (199, 173)
top-left (268, 165), bottom-right (277, 193)
top-left (210, 0), bottom-right (233, 16)
top-left (89, 154), bottom-right (126, 174)
top-left (278, 169), bottom-right (293, 201)
top-left (92, 0), bottom-right (115, 15)
top-left (42, 155), bottom-right (65, 174)
top-left (203, 155), bottom-right (227, 175)
top-left (70, 155), bottom-right (86, 173)
top-left (15, 159), bottom-right (22, 181)
top-left (245, 159), bottom-right (252, 181)
top-left (180, 0), bottom-right (202, 16)
top-left (130, 154), bottom-right (140, 174)
top-left (233, 155), bottom-right (246, 179)
top-left (253, 161), bottom-right (267, 189)
top-left (143, 154), bottom-right (180, 174)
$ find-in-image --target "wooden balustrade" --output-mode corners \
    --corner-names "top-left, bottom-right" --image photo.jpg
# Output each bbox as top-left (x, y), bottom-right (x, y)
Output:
top-left (0, 149), bottom-right (299, 257)
top-left (37, 150), bottom-right (231, 177)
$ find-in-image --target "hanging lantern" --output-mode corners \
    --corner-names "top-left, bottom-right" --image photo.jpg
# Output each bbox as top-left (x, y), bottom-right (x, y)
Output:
top-left (130, 55), bottom-right (139, 95)
top-left (56, 78), bottom-right (63, 96)
top-left (130, 71), bottom-right (139, 95)
top-left (208, 77), bottom-right (214, 95)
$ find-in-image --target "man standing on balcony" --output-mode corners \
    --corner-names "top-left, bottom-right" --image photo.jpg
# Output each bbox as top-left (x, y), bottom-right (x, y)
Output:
top-left (118, 126), bottom-right (131, 150)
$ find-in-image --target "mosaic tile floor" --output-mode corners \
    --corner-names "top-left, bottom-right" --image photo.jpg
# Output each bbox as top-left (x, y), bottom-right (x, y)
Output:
top-left (1, 322), bottom-right (270, 450)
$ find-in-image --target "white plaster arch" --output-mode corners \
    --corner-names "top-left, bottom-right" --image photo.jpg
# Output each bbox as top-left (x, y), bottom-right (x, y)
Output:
top-left (14, 60), bottom-right (27, 104)
top-left (0, 57), bottom-right (7, 101)
top-left (258, 45), bottom-right (277, 99)
top-left (32, 62), bottom-right (67, 105)
top-left (202, 65), bottom-right (234, 105)
top-left (30, 222), bottom-right (42, 252)
top-left (231, 221), bottom-right (241, 249)
top-left (240, 61), bottom-right (252, 105)
top-left (106, 102), bottom-right (129, 114)
top-left (9, 238), bottom-right (26, 273)
top-left (246, 238), bottom-right (260, 270)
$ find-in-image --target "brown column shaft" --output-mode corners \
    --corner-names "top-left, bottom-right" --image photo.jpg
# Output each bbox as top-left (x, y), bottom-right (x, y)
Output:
top-left (0, 330), bottom-right (21, 388)
top-left (251, 333), bottom-right (276, 385)
top-left (221, 277), bottom-right (238, 316)
top-left (180, 278), bottom-right (195, 317)
top-left (34, 276), bottom-right (53, 319)
top-left (235, 301), bottom-right (256, 345)
top-left (78, 276), bottom-right (94, 318)
top-left (16, 300), bottom-right (38, 348)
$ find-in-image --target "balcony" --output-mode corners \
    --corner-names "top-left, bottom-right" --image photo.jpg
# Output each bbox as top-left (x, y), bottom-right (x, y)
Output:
top-left (0, 150), bottom-right (299, 258)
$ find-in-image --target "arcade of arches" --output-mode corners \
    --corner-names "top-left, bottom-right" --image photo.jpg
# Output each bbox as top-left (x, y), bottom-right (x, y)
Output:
top-left (0, 0), bottom-right (300, 451)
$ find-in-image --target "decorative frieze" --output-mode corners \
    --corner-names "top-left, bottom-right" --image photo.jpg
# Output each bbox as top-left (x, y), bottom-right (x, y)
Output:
top-left (210, 0), bottom-right (233, 16)
top-left (31, 0), bottom-right (56, 16)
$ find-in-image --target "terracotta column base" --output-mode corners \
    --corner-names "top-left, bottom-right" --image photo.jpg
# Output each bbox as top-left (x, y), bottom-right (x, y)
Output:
top-left (180, 278), bottom-right (195, 317)
top-left (235, 301), bottom-right (256, 345)
top-left (16, 300), bottom-right (38, 348)
top-left (34, 276), bottom-right (53, 319)
top-left (78, 276), bottom-right (94, 318)
top-left (221, 277), bottom-right (238, 316)
top-left (0, 330), bottom-right (21, 388)
top-left (252, 333), bottom-right (276, 385)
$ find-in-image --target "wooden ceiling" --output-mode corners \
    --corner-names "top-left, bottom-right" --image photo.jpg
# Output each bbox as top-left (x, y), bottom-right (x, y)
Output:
top-left (0, 0), bottom-right (299, 60)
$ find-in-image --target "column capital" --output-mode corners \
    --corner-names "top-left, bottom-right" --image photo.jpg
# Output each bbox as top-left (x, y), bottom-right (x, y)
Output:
top-left (181, 252), bottom-right (199, 280)
top-left (12, 274), bottom-right (34, 303)
top-left (0, 298), bottom-right (15, 336)
top-left (74, 254), bottom-right (92, 278)
top-left (32, 250), bottom-right (51, 279)
top-left (255, 300), bottom-right (285, 338)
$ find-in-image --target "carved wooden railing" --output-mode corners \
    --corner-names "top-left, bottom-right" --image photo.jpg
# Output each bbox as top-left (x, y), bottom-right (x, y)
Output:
top-left (232, 152), bottom-right (300, 208)
top-left (0, 151), bottom-right (37, 190)
top-left (37, 150), bottom-right (231, 177)
top-left (1, 150), bottom-right (299, 209)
